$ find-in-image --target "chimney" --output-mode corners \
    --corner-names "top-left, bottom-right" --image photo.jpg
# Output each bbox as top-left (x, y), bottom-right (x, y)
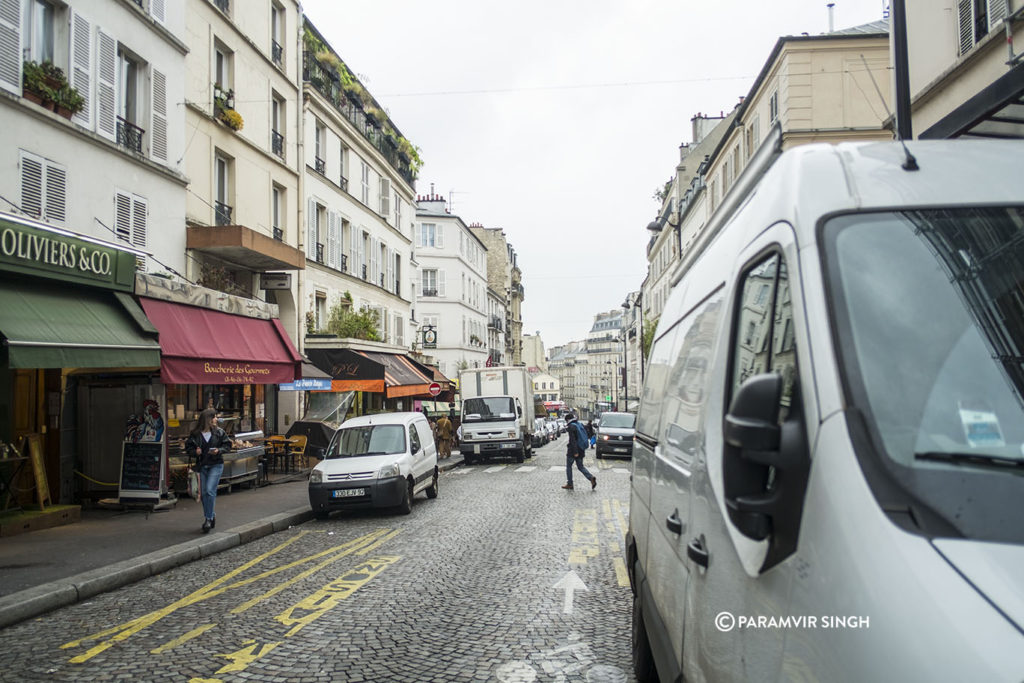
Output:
top-left (827, 2), bottom-right (835, 32)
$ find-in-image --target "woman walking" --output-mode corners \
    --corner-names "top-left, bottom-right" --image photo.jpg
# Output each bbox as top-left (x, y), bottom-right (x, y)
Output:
top-left (186, 409), bottom-right (232, 533)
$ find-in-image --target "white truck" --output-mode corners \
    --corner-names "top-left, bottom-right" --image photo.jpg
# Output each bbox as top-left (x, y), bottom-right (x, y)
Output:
top-left (458, 366), bottom-right (535, 465)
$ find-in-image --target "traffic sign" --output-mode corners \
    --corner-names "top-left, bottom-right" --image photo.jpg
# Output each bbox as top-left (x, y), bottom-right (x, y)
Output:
top-left (428, 382), bottom-right (441, 396)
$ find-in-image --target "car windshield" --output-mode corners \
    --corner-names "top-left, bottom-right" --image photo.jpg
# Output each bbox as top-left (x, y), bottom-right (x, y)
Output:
top-left (326, 425), bottom-right (405, 458)
top-left (463, 397), bottom-right (516, 422)
top-left (600, 413), bottom-right (635, 429)
top-left (826, 207), bottom-right (1024, 540)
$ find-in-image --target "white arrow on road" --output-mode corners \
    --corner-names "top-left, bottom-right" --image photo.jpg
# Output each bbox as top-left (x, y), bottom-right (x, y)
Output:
top-left (553, 571), bottom-right (588, 614)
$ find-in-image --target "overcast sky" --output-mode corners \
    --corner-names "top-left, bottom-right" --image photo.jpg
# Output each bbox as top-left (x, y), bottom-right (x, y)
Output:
top-left (301, 0), bottom-right (890, 349)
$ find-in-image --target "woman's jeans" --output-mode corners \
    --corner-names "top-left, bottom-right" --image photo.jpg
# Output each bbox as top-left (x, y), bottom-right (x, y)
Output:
top-left (565, 453), bottom-right (593, 485)
top-left (199, 463), bottom-right (223, 520)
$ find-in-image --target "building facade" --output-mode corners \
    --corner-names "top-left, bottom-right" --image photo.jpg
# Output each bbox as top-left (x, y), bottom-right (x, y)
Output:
top-left (471, 224), bottom-right (525, 365)
top-left (485, 286), bottom-right (507, 366)
top-left (522, 332), bottom-right (547, 372)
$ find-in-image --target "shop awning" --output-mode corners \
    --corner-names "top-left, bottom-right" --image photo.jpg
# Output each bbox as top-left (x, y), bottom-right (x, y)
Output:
top-left (306, 347), bottom-right (436, 397)
top-left (0, 282), bottom-right (160, 369)
top-left (139, 298), bottom-right (301, 384)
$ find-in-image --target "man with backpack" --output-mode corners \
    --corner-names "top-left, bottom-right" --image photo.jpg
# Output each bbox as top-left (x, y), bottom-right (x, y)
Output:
top-left (562, 413), bottom-right (596, 490)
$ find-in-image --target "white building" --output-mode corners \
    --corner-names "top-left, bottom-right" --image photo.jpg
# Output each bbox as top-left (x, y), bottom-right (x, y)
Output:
top-left (532, 372), bottom-right (560, 403)
top-left (415, 193), bottom-right (488, 378)
top-left (301, 20), bottom-right (417, 348)
top-left (1, 0), bottom-right (188, 272)
top-left (522, 332), bottom-right (547, 372)
top-left (486, 286), bottom-right (507, 366)
top-left (586, 310), bottom-right (624, 415)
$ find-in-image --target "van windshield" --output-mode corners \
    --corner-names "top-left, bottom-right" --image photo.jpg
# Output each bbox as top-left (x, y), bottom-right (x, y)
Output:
top-left (599, 413), bottom-right (636, 429)
top-left (826, 207), bottom-right (1024, 541)
top-left (326, 425), bottom-right (405, 458)
top-left (462, 397), bottom-right (516, 422)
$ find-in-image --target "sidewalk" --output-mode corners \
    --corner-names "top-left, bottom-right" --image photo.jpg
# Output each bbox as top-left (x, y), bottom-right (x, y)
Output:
top-left (0, 455), bottom-right (463, 630)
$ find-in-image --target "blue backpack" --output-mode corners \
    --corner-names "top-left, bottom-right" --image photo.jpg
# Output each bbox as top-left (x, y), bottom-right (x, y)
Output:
top-left (572, 422), bottom-right (589, 452)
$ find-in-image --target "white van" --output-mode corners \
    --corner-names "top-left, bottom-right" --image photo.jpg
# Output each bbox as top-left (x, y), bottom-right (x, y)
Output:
top-left (308, 412), bottom-right (438, 517)
top-left (626, 134), bottom-right (1024, 682)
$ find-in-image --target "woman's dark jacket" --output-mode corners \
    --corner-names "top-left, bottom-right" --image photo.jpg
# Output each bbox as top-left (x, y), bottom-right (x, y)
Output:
top-left (185, 427), bottom-right (232, 468)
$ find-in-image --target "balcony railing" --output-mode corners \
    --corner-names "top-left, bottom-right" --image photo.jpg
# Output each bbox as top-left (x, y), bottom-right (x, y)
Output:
top-left (116, 117), bottom-right (144, 154)
top-left (302, 51), bottom-right (416, 186)
top-left (340, 175), bottom-right (348, 192)
top-left (271, 40), bottom-right (283, 67)
top-left (272, 131), bottom-right (284, 158)
top-left (488, 315), bottom-right (504, 331)
top-left (315, 243), bottom-right (324, 264)
top-left (273, 227), bottom-right (283, 241)
top-left (361, 263), bottom-right (367, 280)
top-left (379, 273), bottom-right (385, 288)
top-left (211, 0), bottom-right (229, 13)
top-left (394, 279), bottom-right (400, 296)
top-left (314, 157), bottom-right (326, 175)
top-left (340, 253), bottom-right (347, 273)
top-left (422, 288), bottom-right (437, 297)
top-left (214, 201), bottom-right (232, 226)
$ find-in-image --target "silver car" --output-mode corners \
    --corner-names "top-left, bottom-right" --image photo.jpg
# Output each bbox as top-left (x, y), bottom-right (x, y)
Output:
top-left (595, 412), bottom-right (635, 459)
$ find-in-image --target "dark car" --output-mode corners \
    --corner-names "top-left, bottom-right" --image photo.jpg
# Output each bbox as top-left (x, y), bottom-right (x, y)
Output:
top-left (595, 411), bottom-right (635, 459)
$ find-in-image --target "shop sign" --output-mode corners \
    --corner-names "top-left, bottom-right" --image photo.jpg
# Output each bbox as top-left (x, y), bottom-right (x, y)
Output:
top-left (422, 325), bottom-right (437, 349)
top-left (0, 216), bottom-right (138, 292)
top-left (279, 378), bottom-right (332, 391)
top-left (261, 272), bottom-right (291, 290)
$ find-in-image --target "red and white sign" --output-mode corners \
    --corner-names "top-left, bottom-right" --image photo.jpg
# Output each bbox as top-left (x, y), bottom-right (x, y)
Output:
top-left (428, 382), bottom-right (442, 396)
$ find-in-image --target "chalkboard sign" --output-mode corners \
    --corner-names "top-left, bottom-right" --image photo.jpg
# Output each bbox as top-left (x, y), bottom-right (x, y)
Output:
top-left (24, 434), bottom-right (51, 509)
top-left (119, 441), bottom-right (163, 499)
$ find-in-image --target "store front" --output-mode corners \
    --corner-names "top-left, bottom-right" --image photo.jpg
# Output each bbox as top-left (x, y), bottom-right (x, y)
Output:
top-left (305, 346), bottom-right (440, 415)
top-left (0, 213), bottom-right (160, 506)
top-left (137, 296), bottom-right (302, 491)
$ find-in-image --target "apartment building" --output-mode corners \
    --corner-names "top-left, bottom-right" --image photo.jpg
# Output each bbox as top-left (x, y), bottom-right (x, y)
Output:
top-left (470, 224), bottom-right (525, 365)
top-left (486, 286), bottom-right (507, 366)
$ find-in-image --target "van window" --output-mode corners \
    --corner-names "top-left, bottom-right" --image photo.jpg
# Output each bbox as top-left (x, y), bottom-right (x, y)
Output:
top-left (636, 323), bottom-right (683, 438)
top-left (825, 208), bottom-right (1024, 543)
top-left (409, 425), bottom-right (422, 453)
top-left (661, 291), bottom-right (724, 460)
top-left (731, 253), bottom-right (798, 420)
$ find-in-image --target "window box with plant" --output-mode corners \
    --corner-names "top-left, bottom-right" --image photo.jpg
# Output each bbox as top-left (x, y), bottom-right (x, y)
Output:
top-left (23, 61), bottom-right (85, 119)
top-left (213, 84), bottom-right (243, 131)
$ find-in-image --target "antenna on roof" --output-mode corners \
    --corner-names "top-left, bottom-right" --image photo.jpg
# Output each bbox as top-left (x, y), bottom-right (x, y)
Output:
top-left (859, 54), bottom-right (918, 171)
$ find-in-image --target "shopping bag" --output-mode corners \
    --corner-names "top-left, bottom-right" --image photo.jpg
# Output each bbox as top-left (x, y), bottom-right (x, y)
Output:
top-left (187, 468), bottom-right (201, 500)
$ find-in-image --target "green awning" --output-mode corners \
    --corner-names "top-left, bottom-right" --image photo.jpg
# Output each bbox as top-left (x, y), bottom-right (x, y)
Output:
top-left (0, 283), bottom-right (160, 369)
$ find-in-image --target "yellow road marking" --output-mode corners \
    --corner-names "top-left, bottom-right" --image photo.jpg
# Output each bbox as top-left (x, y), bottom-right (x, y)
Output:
top-left (276, 556), bottom-right (399, 637)
top-left (355, 529), bottom-right (402, 555)
top-left (613, 557), bottom-right (630, 587)
top-left (213, 639), bottom-right (282, 673)
top-left (62, 529), bottom-right (391, 663)
top-left (569, 509), bottom-right (599, 565)
top-left (150, 623), bottom-right (217, 654)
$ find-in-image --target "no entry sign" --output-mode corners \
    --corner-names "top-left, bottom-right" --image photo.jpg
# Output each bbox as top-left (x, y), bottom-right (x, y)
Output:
top-left (428, 382), bottom-right (442, 396)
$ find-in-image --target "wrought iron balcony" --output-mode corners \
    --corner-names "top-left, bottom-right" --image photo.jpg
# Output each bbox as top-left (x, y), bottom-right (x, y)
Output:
top-left (340, 253), bottom-right (347, 273)
top-left (272, 40), bottom-right (283, 67)
top-left (214, 201), bottom-right (232, 226)
top-left (422, 288), bottom-right (438, 297)
top-left (116, 117), bottom-right (144, 154)
top-left (361, 263), bottom-right (367, 280)
top-left (394, 279), bottom-right (400, 296)
top-left (488, 315), bottom-right (504, 330)
top-left (272, 130), bottom-right (284, 158)
top-left (340, 175), bottom-right (348, 192)
top-left (379, 272), bottom-right (385, 288)
top-left (211, 0), bottom-right (229, 13)
top-left (273, 227), bottom-right (283, 241)
top-left (315, 243), bottom-right (324, 264)
top-left (314, 157), bottom-right (326, 175)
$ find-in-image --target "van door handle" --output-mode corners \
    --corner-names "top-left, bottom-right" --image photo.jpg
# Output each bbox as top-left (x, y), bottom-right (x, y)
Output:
top-left (687, 536), bottom-right (709, 568)
top-left (666, 509), bottom-right (683, 535)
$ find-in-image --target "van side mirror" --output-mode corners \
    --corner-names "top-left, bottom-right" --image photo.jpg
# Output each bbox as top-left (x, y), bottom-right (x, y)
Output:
top-left (517, 405), bottom-right (522, 417)
top-left (723, 373), bottom-right (810, 572)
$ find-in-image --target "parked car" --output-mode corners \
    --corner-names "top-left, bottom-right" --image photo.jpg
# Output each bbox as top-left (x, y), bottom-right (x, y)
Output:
top-left (595, 412), bottom-right (635, 459)
top-left (531, 418), bottom-right (549, 448)
top-left (544, 420), bottom-right (558, 440)
top-left (626, 138), bottom-right (1024, 682)
top-left (556, 418), bottom-right (567, 434)
top-left (308, 412), bottom-right (438, 518)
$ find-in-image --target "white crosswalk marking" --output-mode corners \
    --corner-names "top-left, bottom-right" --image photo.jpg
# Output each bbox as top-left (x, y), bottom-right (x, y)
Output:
top-left (515, 466), bottom-right (536, 472)
top-left (548, 466), bottom-right (563, 472)
top-left (484, 466), bottom-right (505, 473)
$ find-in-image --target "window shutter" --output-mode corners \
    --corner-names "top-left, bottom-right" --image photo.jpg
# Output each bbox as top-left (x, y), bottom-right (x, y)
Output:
top-left (372, 237), bottom-right (380, 283)
top-left (45, 164), bottom-right (66, 224)
top-left (437, 224), bottom-right (444, 249)
top-left (0, 0), bottom-right (20, 96)
top-left (988, 0), bottom-right (1007, 30)
top-left (414, 223), bottom-right (420, 247)
top-left (132, 196), bottom-right (147, 271)
top-left (151, 68), bottom-right (168, 162)
top-left (307, 199), bottom-right (316, 259)
top-left (70, 12), bottom-right (92, 128)
top-left (438, 270), bottom-right (446, 297)
top-left (150, 0), bottom-right (166, 23)
top-left (957, 0), bottom-right (974, 55)
top-left (350, 222), bottom-right (358, 271)
top-left (96, 29), bottom-right (117, 141)
top-left (380, 178), bottom-right (391, 217)
top-left (20, 153), bottom-right (44, 219)
top-left (115, 191), bottom-right (132, 241)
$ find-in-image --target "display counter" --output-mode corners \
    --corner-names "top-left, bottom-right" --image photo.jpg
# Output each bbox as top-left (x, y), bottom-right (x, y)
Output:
top-left (168, 430), bottom-right (265, 493)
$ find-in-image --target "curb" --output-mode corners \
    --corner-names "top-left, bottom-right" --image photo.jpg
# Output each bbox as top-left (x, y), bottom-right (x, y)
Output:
top-left (0, 506), bottom-right (312, 630)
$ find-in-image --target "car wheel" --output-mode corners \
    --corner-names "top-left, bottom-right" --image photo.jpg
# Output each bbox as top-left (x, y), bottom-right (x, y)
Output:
top-left (632, 586), bottom-right (658, 682)
top-left (426, 469), bottom-right (439, 499)
top-left (397, 478), bottom-right (413, 515)
top-left (515, 449), bottom-right (525, 464)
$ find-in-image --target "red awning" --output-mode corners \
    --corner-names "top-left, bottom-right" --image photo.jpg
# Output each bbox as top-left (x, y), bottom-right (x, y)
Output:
top-left (140, 298), bottom-right (301, 384)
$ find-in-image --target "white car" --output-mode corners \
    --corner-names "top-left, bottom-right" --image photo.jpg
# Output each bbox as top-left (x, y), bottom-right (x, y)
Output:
top-left (308, 412), bottom-right (438, 517)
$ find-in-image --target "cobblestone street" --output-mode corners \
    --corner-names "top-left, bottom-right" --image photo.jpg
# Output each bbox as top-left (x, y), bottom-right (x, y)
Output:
top-left (0, 436), bottom-right (637, 683)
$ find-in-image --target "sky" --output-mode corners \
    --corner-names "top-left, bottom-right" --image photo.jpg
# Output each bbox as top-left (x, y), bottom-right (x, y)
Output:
top-left (301, 0), bottom-right (890, 349)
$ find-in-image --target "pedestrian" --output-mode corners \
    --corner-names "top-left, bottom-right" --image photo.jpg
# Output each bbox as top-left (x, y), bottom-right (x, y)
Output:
top-left (437, 413), bottom-right (453, 459)
top-left (185, 408), bottom-right (232, 533)
top-left (562, 413), bottom-right (596, 490)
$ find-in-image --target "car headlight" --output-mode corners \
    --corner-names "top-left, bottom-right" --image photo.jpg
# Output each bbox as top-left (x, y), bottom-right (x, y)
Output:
top-left (378, 463), bottom-right (401, 479)
top-left (507, 431), bottom-right (516, 439)
top-left (309, 469), bottom-right (323, 484)
top-left (601, 435), bottom-right (610, 440)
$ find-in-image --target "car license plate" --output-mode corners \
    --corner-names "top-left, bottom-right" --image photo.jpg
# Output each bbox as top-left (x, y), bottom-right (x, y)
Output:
top-left (332, 488), bottom-right (364, 498)
top-left (614, 447), bottom-right (627, 453)
top-left (502, 442), bottom-right (519, 449)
